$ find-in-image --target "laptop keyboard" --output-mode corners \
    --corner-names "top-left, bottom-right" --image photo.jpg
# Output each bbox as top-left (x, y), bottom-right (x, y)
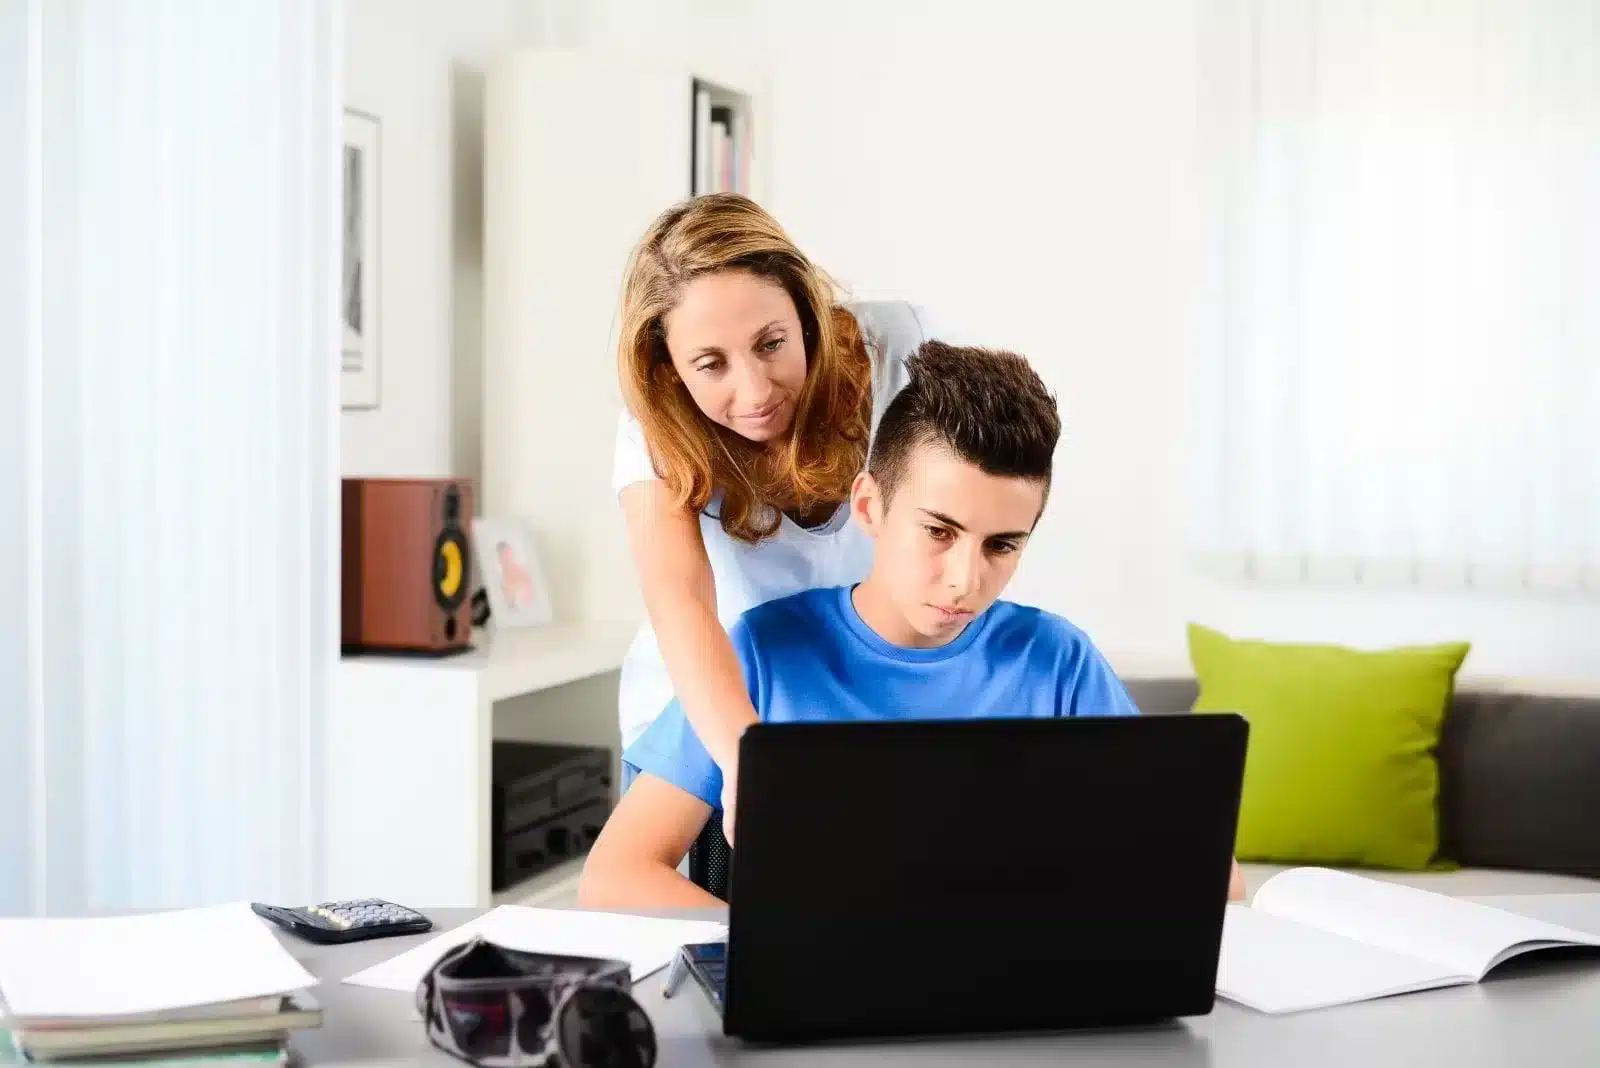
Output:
top-left (687, 943), bottom-right (728, 1005)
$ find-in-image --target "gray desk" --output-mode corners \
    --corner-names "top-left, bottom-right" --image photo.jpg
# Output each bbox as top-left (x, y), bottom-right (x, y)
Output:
top-left (278, 895), bottom-right (1600, 1067)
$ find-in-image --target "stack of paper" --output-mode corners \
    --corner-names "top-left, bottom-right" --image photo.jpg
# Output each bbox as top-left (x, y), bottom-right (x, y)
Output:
top-left (0, 903), bottom-right (322, 1063)
top-left (343, 905), bottom-right (726, 991)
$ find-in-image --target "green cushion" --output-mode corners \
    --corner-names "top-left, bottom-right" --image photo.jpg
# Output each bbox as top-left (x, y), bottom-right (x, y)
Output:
top-left (1188, 623), bottom-right (1470, 871)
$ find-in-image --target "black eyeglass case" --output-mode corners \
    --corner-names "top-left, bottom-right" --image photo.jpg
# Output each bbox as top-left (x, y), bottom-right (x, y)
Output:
top-left (428, 939), bottom-right (633, 989)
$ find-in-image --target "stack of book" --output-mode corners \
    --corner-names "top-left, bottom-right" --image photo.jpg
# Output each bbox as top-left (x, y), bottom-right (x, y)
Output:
top-left (0, 904), bottom-right (322, 1065)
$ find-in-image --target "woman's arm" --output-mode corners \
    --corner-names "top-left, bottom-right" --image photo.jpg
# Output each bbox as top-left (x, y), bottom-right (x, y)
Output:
top-left (619, 480), bottom-right (758, 780)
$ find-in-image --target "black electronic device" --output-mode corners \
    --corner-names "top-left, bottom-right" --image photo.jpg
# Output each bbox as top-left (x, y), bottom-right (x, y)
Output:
top-left (491, 741), bottom-right (614, 892)
top-left (250, 898), bottom-right (433, 944)
top-left (703, 714), bottom-right (1249, 1042)
top-left (679, 940), bottom-right (729, 1011)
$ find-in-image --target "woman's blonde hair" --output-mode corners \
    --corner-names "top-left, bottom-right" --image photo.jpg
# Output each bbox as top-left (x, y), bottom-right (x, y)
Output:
top-left (617, 194), bottom-right (872, 544)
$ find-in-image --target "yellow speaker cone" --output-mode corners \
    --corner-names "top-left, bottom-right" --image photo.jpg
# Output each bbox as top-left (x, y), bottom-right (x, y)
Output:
top-left (438, 539), bottom-right (464, 598)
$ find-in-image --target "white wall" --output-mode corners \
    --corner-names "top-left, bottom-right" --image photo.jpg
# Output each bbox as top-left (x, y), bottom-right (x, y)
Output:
top-left (342, 0), bottom-right (1599, 680)
top-left (341, 0), bottom-right (523, 480)
top-left (341, 0), bottom-right (760, 483)
top-left (754, 0), bottom-right (1600, 681)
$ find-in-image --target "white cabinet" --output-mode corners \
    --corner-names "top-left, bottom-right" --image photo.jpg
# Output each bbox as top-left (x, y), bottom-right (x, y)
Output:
top-left (326, 621), bottom-right (635, 907)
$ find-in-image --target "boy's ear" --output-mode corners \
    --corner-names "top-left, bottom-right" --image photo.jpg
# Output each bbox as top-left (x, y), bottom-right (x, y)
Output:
top-left (850, 471), bottom-right (884, 538)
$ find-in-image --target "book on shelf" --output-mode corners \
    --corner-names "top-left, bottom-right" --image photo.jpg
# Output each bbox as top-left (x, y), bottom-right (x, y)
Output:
top-left (1217, 866), bottom-right (1600, 1014)
top-left (692, 81), bottom-right (752, 197)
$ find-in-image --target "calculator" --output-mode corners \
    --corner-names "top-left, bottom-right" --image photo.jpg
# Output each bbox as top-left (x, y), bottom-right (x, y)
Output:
top-left (681, 941), bottom-right (728, 1011)
top-left (250, 898), bottom-right (433, 944)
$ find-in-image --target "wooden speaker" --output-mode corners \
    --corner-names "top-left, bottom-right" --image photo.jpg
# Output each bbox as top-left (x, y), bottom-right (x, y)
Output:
top-left (342, 477), bottom-right (474, 655)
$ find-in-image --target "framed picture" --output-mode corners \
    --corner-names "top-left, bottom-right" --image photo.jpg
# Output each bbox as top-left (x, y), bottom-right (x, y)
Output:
top-left (472, 517), bottom-right (553, 630)
top-left (341, 109), bottom-right (380, 409)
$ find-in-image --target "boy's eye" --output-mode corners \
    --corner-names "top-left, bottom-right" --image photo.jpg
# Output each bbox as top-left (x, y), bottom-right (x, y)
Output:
top-left (987, 540), bottom-right (1019, 555)
top-left (924, 526), bottom-right (953, 542)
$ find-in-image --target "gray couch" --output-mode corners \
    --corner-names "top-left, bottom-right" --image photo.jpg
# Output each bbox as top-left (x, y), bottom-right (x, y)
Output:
top-left (1121, 676), bottom-right (1600, 899)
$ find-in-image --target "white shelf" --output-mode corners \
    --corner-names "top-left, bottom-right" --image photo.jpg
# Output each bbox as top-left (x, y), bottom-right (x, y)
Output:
top-left (491, 855), bottom-right (586, 908)
top-left (328, 618), bottom-right (638, 908)
top-left (339, 618), bottom-right (638, 703)
top-left (477, 620), bottom-right (637, 702)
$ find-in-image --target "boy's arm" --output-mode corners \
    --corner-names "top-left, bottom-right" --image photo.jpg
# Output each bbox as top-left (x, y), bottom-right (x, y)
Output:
top-left (576, 773), bottom-right (722, 910)
top-left (579, 696), bottom-right (724, 909)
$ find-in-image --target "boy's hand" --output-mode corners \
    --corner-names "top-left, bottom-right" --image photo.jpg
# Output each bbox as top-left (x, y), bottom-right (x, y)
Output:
top-left (1229, 858), bottom-right (1246, 902)
top-left (720, 758), bottom-right (739, 846)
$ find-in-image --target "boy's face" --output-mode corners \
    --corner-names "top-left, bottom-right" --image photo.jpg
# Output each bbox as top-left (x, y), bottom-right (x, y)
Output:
top-left (851, 443), bottom-right (1045, 646)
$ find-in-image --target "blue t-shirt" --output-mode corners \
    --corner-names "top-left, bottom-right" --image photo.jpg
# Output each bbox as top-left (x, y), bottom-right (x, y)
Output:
top-left (623, 585), bottom-right (1142, 808)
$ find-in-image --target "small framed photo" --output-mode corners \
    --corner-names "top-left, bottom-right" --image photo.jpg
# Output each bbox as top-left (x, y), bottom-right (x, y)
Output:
top-left (472, 517), bottom-right (553, 629)
top-left (341, 108), bottom-right (380, 410)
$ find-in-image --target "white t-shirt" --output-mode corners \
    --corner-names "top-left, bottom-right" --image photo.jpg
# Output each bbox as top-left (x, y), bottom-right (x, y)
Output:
top-left (610, 300), bottom-right (936, 749)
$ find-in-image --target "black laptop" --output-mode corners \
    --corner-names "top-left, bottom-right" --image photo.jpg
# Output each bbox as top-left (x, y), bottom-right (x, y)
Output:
top-left (677, 712), bottom-right (1248, 1043)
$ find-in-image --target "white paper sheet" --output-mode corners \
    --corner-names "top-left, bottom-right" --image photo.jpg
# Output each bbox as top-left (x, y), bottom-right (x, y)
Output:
top-left (0, 903), bottom-right (318, 1020)
top-left (341, 906), bottom-right (727, 989)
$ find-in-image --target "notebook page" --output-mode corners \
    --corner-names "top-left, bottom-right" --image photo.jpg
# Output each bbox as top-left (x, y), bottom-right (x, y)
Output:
top-left (342, 906), bottom-right (727, 989)
top-left (0, 904), bottom-right (316, 1019)
top-left (1216, 905), bottom-right (1466, 1014)
top-left (1254, 868), bottom-right (1600, 980)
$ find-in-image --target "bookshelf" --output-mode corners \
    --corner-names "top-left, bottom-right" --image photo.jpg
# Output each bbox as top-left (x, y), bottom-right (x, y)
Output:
top-left (691, 77), bottom-right (756, 197)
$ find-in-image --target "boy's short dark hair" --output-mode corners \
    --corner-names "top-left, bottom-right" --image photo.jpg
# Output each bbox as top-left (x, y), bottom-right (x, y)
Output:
top-left (868, 340), bottom-right (1061, 507)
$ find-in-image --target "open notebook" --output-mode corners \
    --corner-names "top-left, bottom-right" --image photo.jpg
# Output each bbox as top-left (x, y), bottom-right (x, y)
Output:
top-left (1218, 867), bottom-right (1600, 1014)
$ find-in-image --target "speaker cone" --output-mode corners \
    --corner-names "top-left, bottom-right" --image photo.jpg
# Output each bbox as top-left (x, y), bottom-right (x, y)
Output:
top-left (434, 529), bottom-right (469, 611)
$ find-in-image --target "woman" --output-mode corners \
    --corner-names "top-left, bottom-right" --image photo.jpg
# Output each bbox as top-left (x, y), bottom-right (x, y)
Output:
top-left (612, 193), bottom-right (938, 839)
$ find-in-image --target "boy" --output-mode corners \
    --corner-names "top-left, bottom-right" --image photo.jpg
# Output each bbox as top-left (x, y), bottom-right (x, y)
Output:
top-left (579, 341), bottom-right (1245, 908)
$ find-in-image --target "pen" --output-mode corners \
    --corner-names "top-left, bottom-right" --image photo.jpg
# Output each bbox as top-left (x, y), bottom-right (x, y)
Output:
top-left (661, 947), bottom-right (688, 999)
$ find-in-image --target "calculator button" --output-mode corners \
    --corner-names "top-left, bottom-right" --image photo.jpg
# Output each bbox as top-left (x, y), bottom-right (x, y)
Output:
top-left (293, 899), bottom-right (422, 934)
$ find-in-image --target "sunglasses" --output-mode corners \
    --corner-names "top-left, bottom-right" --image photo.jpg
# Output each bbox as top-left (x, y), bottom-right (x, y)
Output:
top-left (416, 937), bottom-right (657, 1068)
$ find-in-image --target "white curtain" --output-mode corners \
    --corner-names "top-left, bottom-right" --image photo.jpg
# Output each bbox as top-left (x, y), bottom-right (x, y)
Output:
top-left (1, 0), bottom-right (340, 914)
top-left (1195, 0), bottom-right (1600, 595)
top-left (1, 0), bottom-right (34, 916)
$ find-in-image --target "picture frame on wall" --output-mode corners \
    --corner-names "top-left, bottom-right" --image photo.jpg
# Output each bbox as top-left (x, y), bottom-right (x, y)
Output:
top-left (472, 517), bottom-right (554, 630)
top-left (341, 108), bottom-right (380, 410)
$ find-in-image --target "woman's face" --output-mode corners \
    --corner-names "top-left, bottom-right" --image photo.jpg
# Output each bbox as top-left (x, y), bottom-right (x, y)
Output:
top-left (660, 269), bottom-right (809, 444)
